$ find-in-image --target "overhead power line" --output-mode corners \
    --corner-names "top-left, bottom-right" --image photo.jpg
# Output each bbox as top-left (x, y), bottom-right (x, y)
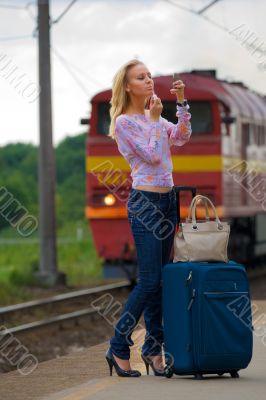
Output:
top-left (164, 0), bottom-right (228, 33)
top-left (0, 34), bottom-right (33, 41)
top-left (0, 3), bottom-right (26, 9)
top-left (25, 1), bottom-right (37, 22)
top-left (164, 0), bottom-right (266, 57)
top-left (0, 1), bottom-right (37, 41)
top-left (197, 0), bottom-right (221, 15)
top-left (51, 46), bottom-right (93, 97)
top-left (0, 0), bottom-right (76, 41)
top-left (0, 1), bottom-right (35, 14)
top-left (52, 0), bottom-right (78, 25)
top-left (52, 46), bottom-right (101, 87)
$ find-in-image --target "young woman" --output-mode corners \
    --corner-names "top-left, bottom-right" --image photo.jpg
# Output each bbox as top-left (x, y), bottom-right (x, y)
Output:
top-left (106, 59), bottom-right (192, 377)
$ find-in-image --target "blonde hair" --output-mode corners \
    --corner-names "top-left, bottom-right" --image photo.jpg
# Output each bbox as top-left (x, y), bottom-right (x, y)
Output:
top-left (108, 59), bottom-right (144, 140)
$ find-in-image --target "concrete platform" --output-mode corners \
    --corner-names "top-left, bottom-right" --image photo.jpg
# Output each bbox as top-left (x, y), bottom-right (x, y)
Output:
top-left (0, 301), bottom-right (265, 400)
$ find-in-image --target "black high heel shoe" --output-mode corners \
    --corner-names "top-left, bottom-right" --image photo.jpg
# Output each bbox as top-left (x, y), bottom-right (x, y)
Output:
top-left (141, 353), bottom-right (165, 376)
top-left (105, 348), bottom-right (141, 377)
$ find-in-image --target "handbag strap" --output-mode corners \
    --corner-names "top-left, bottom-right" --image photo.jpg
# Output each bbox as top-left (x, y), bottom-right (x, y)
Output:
top-left (191, 195), bottom-right (223, 229)
top-left (187, 195), bottom-right (210, 222)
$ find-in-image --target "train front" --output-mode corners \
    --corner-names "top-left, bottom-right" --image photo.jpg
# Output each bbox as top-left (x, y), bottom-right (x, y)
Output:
top-left (85, 71), bottom-right (266, 277)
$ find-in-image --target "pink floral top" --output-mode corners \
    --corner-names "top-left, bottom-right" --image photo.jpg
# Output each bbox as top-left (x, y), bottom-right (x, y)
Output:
top-left (115, 104), bottom-right (192, 188)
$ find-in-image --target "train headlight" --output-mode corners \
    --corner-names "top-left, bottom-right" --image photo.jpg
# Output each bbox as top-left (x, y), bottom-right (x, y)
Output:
top-left (104, 194), bottom-right (116, 206)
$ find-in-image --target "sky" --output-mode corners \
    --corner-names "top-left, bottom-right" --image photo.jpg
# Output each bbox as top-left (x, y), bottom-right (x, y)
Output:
top-left (0, 0), bottom-right (265, 146)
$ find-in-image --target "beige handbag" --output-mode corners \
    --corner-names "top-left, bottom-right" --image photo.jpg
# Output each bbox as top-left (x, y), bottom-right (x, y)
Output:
top-left (173, 195), bottom-right (230, 263)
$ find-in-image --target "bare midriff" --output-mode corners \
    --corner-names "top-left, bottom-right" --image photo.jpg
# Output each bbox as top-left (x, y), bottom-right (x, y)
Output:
top-left (134, 185), bottom-right (173, 193)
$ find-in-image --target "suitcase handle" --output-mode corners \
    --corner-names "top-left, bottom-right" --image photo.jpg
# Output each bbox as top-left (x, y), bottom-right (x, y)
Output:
top-left (173, 186), bottom-right (197, 224)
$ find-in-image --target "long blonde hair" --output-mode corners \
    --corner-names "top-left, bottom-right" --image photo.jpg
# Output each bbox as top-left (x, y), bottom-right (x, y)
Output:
top-left (108, 59), bottom-right (144, 140)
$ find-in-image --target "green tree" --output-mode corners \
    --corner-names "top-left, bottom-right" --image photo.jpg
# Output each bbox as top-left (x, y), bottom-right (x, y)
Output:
top-left (0, 133), bottom-right (87, 233)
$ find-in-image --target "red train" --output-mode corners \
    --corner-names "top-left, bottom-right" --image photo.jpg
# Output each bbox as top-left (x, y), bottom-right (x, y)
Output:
top-left (84, 69), bottom-right (266, 278)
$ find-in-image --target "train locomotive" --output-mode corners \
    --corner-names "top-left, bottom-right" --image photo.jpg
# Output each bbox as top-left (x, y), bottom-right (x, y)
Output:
top-left (84, 69), bottom-right (266, 278)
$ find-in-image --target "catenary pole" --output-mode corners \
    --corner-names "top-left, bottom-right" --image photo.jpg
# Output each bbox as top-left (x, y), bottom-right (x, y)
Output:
top-left (36, 0), bottom-right (65, 286)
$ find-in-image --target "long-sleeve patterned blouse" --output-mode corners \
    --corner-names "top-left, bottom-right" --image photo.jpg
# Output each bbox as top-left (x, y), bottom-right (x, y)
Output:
top-left (115, 103), bottom-right (192, 188)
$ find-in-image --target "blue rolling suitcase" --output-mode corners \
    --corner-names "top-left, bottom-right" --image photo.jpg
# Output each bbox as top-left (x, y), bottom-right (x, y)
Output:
top-left (162, 187), bottom-right (253, 379)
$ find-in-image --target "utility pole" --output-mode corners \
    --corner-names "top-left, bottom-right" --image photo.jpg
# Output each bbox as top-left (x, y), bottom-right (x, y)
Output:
top-left (35, 0), bottom-right (65, 286)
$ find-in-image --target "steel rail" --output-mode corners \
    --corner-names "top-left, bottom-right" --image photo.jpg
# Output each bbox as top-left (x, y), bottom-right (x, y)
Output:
top-left (0, 280), bottom-right (131, 315)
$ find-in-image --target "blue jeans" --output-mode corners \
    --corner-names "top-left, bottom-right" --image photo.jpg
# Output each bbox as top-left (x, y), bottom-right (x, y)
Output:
top-left (109, 187), bottom-right (177, 360)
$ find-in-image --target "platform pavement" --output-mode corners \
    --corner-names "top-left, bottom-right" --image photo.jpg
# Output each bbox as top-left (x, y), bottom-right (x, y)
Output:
top-left (43, 334), bottom-right (266, 400)
top-left (0, 300), bottom-right (265, 400)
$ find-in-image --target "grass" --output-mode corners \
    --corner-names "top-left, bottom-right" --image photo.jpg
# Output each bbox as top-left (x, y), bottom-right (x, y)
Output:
top-left (0, 219), bottom-right (104, 305)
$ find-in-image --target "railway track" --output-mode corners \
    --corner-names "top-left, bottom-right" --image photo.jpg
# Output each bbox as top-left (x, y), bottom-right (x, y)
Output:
top-left (0, 272), bottom-right (265, 375)
top-left (1, 265), bottom-right (265, 337)
top-left (0, 280), bottom-right (131, 336)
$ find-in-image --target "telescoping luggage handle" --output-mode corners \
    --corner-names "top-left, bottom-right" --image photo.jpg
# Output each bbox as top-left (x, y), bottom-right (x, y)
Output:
top-left (173, 186), bottom-right (197, 224)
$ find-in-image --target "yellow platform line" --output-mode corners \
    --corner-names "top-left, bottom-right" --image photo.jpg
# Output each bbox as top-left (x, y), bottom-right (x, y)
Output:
top-left (48, 377), bottom-right (121, 400)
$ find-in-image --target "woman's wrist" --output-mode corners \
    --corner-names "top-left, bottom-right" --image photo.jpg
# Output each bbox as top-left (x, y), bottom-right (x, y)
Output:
top-left (176, 101), bottom-right (190, 119)
top-left (176, 99), bottom-right (188, 107)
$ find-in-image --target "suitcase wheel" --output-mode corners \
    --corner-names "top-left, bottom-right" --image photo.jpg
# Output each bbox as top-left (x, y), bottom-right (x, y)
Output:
top-left (194, 373), bottom-right (204, 380)
top-left (230, 371), bottom-right (240, 378)
top-left (164, 366), bottom-right (174, 378)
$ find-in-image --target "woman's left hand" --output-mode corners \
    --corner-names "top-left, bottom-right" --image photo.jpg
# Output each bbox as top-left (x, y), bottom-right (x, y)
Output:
top-left (170, 80), bottom-right (185, 103)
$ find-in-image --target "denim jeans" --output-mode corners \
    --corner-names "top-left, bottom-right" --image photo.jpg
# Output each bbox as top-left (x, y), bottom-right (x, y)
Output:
top-left (109, 187), bottom-right (177, 360)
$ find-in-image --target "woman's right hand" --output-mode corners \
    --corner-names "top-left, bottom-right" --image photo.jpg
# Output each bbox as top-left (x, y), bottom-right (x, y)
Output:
top-left (149, 94), bottom-right (163, 122)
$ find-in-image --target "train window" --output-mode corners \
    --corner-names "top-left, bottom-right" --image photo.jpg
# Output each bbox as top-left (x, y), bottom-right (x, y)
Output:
top-left (97, 102), bottom-right (111, 135)
top-left (242, 123), bottom-right (251, 146)
top-left (96, 101), bottom-right (213, 135)
top-left (219, 102), bottom-right (232, 136)
top-left (249, 124), bottom-right (258, 146)
top-left (258, 126), bottom-right (265, 145)
top-left (162, 101), bottom-right (213, 134)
